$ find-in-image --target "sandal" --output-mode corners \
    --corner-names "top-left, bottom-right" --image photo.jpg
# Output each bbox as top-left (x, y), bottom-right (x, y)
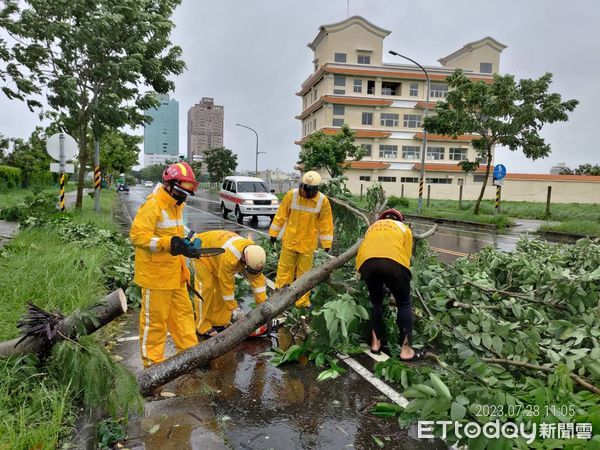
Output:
top-left (399, 348), bottom-right (428, 362)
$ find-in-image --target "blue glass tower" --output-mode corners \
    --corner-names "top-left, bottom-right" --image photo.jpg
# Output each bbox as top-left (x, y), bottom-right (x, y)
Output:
top-left (143, 93), bottom-right (179, 165)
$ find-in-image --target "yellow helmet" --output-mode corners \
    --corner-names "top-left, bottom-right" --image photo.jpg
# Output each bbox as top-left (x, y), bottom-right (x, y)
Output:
top-left (242, 245), bottom-right (266, 275)
top-left (301, 171), bottom-right (322, 187)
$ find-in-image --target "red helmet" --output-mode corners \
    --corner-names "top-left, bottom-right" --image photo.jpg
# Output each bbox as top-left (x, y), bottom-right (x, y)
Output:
top-left (162, 162), bottom-right (199, 194)
top-left (378, 209), bottom-right (405, 222)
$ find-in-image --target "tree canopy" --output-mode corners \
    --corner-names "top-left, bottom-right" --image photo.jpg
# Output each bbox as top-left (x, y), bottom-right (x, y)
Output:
top-left (299, 124), bottom-right (365, 178)
top-left (1, 0), bottom-right (185, 208)
top-left (205, 147), bottom-right (238, 182)
top-left (3, 127), bottom-right (54, 188)
top-left (559, 163), bottom-right (600, 176)
top-left (100, 131), bottom-right (142, 175)
top-left (424, 70), bottom-right (578, 214)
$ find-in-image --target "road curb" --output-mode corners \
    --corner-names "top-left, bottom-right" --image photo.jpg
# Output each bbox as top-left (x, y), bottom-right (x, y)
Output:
top-left (404, 213), bottom-right (502, 230)
top-left (535, 230), bottom-right (588, 241)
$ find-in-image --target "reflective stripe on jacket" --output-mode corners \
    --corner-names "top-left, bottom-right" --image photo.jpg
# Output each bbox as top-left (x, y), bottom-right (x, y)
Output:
top-left (268, 189), bottom-right (334, 254)
top-left (130, 184), bottom-right (190, 289)
top-left (356, 219), bottom-right (413, 271)
top-left (193, 230), bottom-right (267, 304)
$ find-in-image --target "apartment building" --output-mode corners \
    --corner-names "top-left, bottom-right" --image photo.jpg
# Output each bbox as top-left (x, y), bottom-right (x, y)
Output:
top-left (296, 16), bottom-right (506, 194)
top-left (187, 97), bottom-right (224, 162)
top-left (143, 93), bottom-right (179, 167)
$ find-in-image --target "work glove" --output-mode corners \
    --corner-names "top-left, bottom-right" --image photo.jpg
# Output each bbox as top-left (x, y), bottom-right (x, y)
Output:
top-left (270, 237), bottom-right (276, 244)
top-left (184, 234), bottom-right (202, 250)
top-left (224, 300), bottom-right (239, 311)
top-left (170, 236), bottom-right (202, 258)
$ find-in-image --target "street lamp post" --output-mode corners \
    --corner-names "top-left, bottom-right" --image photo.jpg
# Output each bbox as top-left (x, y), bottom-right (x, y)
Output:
top-left (388, 50), bottom-right (430, 213)
top-left (236, 123), bottom-right (266, 176)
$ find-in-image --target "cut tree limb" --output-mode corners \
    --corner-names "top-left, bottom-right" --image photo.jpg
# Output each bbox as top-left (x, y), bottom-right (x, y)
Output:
top-left (465, 280), bottom-right (567, 311)
top-left (0, 289), bottom-right (127, 358)
top-left (483, 357), bottom-right (600, 396)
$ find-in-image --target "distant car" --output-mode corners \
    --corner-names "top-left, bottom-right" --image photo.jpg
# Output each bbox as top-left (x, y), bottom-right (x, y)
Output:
top-left (144, 180), bottom-right (153, 188)
top-left (116, 184), bottom-right (130, 192)
top-left (220, 176), bottom-right (279, 224)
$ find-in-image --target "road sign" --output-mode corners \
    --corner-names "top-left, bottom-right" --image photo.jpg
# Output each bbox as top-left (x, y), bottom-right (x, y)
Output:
top-left (493, 164), bottom-right (507, 180)
top-left (46, 133), bottom-right (78, 161)
top-left (50, 163), bottom-right (74, 173)
top-left (493, 178), bottom-right (504, 186)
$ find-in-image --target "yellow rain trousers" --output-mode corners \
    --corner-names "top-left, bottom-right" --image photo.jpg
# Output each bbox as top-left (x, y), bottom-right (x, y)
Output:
top-left (191, 230), bottom-right (267, 334)
top-left (130, 184), bottom-right (197, 366)
top-left (356, 219), bottom-right (413, 271)
top-left (269, 189), bottom-right (334, 307)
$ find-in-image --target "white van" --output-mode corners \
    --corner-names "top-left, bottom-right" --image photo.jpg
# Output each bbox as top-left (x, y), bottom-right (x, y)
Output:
top-left (220, 176), bottom-right (279, 224)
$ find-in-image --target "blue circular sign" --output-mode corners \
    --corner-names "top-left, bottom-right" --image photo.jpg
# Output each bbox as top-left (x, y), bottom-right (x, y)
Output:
top-left (493, 164), bottom-right (507, 180)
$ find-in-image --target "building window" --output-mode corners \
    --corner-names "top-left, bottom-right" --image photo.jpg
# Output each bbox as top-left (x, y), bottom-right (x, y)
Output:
top-left (332, 118), bottom-right (344, 126)
top-left (401, 177), bottom-right (419, 183)
top-left (409, 83), bottom-right (419, 96)
top-left (481, 155), bottom-right (489, 164)
top-left (473, 174), bottom-right (489, 183)
top-left (361, 144), bottom-right (372, 156)
top-left (480, 62), bottom-right (492, 74)
top-left (427, 178), bottom-right (452, 184)
top-left (359, 175), bottom-right (371, 181)
top-left (430, 83), bottom-right (448, 98)
top-left (335, 53), bottom-right (347, 63)
top-left (427, 146), bottom-right (445, 160)
top-left (334, 75), bottom-right (345, 87)
top-left (379, 144), bottom-right (398, 159)
top-left (380, 113), bottom-right (399, 127)
top-left (362, 112), bottom-right (373, 125)
top-left (333, 89), bottom-right (345, 95)
top-left (403, 114), bottom-right (422, 128)
top-left (367, 80), bottom-right (375, 95)
top-left (333, 104), bottom-right (345, 115)
top-left (402, 146), bottom-right (420, 160)
top-left (357, 54), bottom-right (371, 64)
top-left (353, 79), bottom-right (362, 93)
top-left (378, 176), bottom-right (397, 182)
top-left (312, 118), bottom-right (316, 131)
top-left (449, 148), bottom-right (467, 161)
top-left (381, 81), bottom-right (401, 96)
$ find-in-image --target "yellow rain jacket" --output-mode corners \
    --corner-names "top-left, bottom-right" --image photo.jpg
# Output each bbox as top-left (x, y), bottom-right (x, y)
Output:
top-left (192, 230), bottom-right (267, 334)
top-left (356, 219), bottom-right (413, 271)
top-left (268, 189), bottom-right (334, 253)
top-left (130, 184), bottom-right (190, 289)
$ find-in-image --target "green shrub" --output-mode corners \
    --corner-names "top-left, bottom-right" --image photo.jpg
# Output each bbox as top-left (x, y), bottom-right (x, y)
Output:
top-left (386, 195), bottom-right (409, 209)
top-left (0, 165), bottom-right (22, 191)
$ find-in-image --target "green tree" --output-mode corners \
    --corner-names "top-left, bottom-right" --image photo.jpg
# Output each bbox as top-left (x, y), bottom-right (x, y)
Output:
top-left (5, 127), bottom-right (54, 188)
top-left (2, 0), bottom-right (185, 209)
top-left (0, 134), bottom-right (9, 162)
top-left (138, 164), bottom-right (166, 184)
top-left (424, 70), bottom-right (578, 214)
top-left (299, 124), bottom-right (365, 178)
top-left (100, 130), bottom-right (142, 176)
top-left (205, 147), bottom-right (237, 182)
top-left (188, 160), bottom-right (202, 179)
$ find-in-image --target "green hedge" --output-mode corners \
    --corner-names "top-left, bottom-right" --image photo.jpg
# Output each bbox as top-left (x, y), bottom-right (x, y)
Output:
top-left (0, 165), bottom-right (22, 191)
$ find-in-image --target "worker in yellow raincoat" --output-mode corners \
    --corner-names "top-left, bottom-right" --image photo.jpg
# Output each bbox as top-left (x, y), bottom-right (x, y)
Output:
top-left (356, 209), bottom-right (425, 361)
top-left (191, 230), bottom-right (267, 336)
top-left (268, 171), bottom-right (334, 308)
top-left (130, 162), bottom-right (202, 367)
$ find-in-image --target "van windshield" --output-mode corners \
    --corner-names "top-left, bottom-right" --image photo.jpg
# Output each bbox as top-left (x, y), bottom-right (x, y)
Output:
top-left (237, 181), bottom-right (268, 193)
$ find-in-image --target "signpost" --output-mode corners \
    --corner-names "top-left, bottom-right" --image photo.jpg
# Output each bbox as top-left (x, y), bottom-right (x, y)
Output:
top-left (493, 164), bottom-right (507, 214)
top-left (46, 133), bottom-right (77, 211)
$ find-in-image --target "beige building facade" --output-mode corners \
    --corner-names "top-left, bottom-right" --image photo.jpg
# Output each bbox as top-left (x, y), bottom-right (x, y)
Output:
top-left (187, 97), bottom-right (224, 162)
top-left (296, 16), bottom-right (600, 203)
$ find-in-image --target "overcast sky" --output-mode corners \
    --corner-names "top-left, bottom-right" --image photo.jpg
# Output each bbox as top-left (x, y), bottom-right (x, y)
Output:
top-left (1, 0), bottom-right (599, 174)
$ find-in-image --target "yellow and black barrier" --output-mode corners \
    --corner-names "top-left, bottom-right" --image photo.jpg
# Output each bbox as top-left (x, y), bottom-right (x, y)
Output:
top-left (495, 185), bottom-right (502, 214)
top-left (94, 166), bottom-right (101, 191)
top-left (59, 173), bottom-right (65, 211)
top-left (418, 177), bottom-right (424, 197)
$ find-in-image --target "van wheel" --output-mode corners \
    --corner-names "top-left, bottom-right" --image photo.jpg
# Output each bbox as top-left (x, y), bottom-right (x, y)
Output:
top-left (221, 202), bottom-right (229, 219)
top-left (250, 215), bottom-right (258, 224)
top-left (235, 207), bottom-right (244, 224)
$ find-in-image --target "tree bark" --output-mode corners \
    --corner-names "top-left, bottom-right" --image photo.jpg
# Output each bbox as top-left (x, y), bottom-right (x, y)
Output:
top-left (0, 289), bottom-right (127, 358)
top-left (473, 146), bottom-right (492, 215)
top-left (137, 225), bottom-right (438, 395)
top-left (75, 119), bottom-right (88, 210)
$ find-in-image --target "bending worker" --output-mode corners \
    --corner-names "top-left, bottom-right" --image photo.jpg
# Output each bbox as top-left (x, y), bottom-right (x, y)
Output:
top-left (130, 162), bottom-right (202, 367)
top-left (356, 209), bottom-right (425, 361)
top-left (269, 171), bottom-right (333, 308)
top-left (192, 230), bottom-right (267, 337)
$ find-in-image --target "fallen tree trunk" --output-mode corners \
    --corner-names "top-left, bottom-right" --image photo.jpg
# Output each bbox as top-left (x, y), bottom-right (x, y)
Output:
top-left (0, 289), bottom-right (127, 358)
top-left (138, 225), bottom-right (437, 395)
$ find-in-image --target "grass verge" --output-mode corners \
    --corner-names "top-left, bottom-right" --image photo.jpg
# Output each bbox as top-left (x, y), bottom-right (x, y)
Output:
top-left (539, 220), bottom-right (600, 237)
top-left (0, 188), bottom-right (139, 449)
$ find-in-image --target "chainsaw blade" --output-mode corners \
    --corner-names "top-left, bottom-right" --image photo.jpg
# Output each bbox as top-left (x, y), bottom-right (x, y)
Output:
top-left (198, 247), bottom-right (225, 257)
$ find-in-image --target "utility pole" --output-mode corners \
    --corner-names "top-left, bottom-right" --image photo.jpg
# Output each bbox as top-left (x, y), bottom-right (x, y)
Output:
top-left (236, 123), bottom-right (265, 176)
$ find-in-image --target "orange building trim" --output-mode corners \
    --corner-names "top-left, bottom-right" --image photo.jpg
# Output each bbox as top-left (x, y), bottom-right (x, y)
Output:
top-left (505, 173), bottom-right (600, 183)
top-left (296, 96), bottom-right (393, 120)
top-left (295, 127), bottom-right (392, 145)
top-left (413, 132), bottom-right (477, 142)
top-left (345, 161), bottom-right (391, 170)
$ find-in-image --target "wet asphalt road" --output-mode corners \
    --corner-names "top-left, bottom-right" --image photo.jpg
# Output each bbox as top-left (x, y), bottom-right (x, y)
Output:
top-left (119, 186), bottom-right (455, 450)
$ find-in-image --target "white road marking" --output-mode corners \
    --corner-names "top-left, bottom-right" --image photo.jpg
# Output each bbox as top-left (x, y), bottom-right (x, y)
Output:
top-left (363, 348), bottom-right (391, 363)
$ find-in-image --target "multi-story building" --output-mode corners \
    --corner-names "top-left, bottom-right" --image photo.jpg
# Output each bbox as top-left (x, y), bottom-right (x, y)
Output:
top-left (187, 97), bottom-right (224, 162)
top-left (296, 16), bottom-right (506, 195)
top-left (143, 93), bottom-right (179, 167)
